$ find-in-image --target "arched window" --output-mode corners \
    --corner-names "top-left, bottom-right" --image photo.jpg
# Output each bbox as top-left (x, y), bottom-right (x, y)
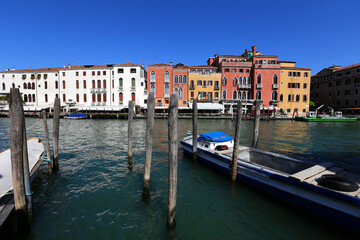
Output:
top-left (292, 94), bottom-right (295, 102)
top-left (179, 88), bottom-right (183, 99)
top-left (97, 80), bottom-right (101, 88)
top-left (280, 94), bottom-right (283, 102)
top-left (103, 80), bottom-right (106, 88)
top-left (174, 75), bottom-right (178, 84)
top-left (55, 94), bottom-right (58, 99)
top-left (76, 94), bottom-right (79, 102)
top-left (131, 92), bottom-right (135, 101)
top-left (257, 74), bottom-right (262, 84)
top-left (223, 77), bottom-right (227, 86)
top-left (92, 94), bottom-right (96, 102)
top-left (112, 93), bottom-right (114, 102)
top-left (247, 77), bottom-right (251, 84)
top-left (288, 94), bottom-right (291, 102)
top-left (179, 75), bottom-right (183, 84)
top-left (149, 85), bottom-right (155, 96)
top-left (28, 82), bottom-right (31, 89)
top-left (119, 78), bottom-right (123, 87)
top-left (273, 74), bottom-right (278, 84)
top-left (45, 94), bottom-right (48, 102)
top-left (303, 94), bottom-right (307, 102)
top-left (296, 94), bottom-right (300, 102)
top-left (76, 80), bottom-right (79, 89)
top-left (32, 82), bottom-right (35, 89)
top-left (92, 80), bottom-right (95, 88)
top-left (131, 78), bottom-right (135, 87)
top-left (119, 92), bottom-right (123, 102)
top-left (32, 94), bottom-right (35, 102)
top-left (24, 95), bottom-right (28, 102)
top-left (150, 71), bottom-right (155, 81)
top-left (112, 80), bottom-right (114, 88)
top-left (97, 94), bottom-right (101, 102)
top-left (23, 83), bottom-right (27, 89)
top-left (222, 90), bottom-right (227, 99)
top-left (243, 77), bottom-right (246, 85)
top-left (83, 80), bottom-right (86, 89)
top-left (103, 93), bottom-right (106, 102)
top-left (28, 94), bottom-right (32, 102)
top-left (62, 81), bottom-right (65, 89)
top-left (233, 91), bottom-right (237, 99)
top-left (165, 71), bottom-right (169, 82)
top-left (256, 91), bottom-right (261, 100)
top-left (183, 75), bottom-right (187, 84)
top-left (84, 94), bottom-right (87, 102)
top-left (174, 88), bottom-right (178, 95)
top-left (62, 94), bottom-right (66, 102)
top-left (243, 91), bottom-right (247, 99)
top-left (238, 91), bottom-right (241, 99)
top-left (45, 81), bottom-right (47, 89)
top-left (272, 91), bottom-right (277, 100)
top-left (165, 85), bottom-right (170, 96)
top-left (233, 77), bottom-right (237, 86)
top-left (2, 83), bottom-right (5, 90)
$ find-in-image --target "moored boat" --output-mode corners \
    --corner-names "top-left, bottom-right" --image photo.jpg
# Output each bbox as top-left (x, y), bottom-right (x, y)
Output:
top-left (65, 112), bottom-right (87, 119)
top-left (181, 131), bottom-right (360, 232)
top-left (295, 105), bottom-right (357, 122)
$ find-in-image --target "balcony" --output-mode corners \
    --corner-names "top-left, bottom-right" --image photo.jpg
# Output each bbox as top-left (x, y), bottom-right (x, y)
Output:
top-left (272, 84), bottom-right (279, 89)
top-left (100, 88), bottom-right (107, 93)
top-left (164, 78), bottom-right (170, 84)
top-left (157, 102), bottom-right (162, 106)
top-left (214, 85), bottom-right (220, 90)
top-left (119, 101), bottom-right (123, 105)
top-left (190, 85), bottom-right (195, 90)
top-left (238, 84), bottom-right (251, 89)
top-left (150, 78), bottom-right (155, 83)
top-left (131, 86), bottom-right (136, 91)
top-left (118, 86), bottom-right (123, 91)
top-left (164, 93), bottom-right (170, 98)
top-left (256, 83), bottom-right (262, 89)
top-left (101, 102), bottom-right (106, 106)
top-left (91, 102), bottom-right (95, 106)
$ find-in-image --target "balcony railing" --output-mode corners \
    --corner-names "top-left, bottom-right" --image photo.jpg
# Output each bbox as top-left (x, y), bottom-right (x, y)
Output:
top-left (150, 78), bottom-right (155, 83)
top-left (164, 94), bottom-right (170, 98)
top-left (164, 78), bottom-right (170, 83)
top-left (238, 84), bottom-right (251, 89)
top-left (118, 86), bottom-right (123, 91)
top-left (256, 83), bottom-right (262, 89)
top-left (131, 86), bottom-right (136, 91)
top-left (272, 84), bottom-right (279, 89)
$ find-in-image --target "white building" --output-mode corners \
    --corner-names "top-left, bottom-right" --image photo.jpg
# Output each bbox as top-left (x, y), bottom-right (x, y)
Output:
top-left (0, 63), bottom-right (147, 111)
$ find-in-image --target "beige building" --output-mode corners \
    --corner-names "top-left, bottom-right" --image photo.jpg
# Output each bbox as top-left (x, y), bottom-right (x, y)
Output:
top-left (278, 61), bottom-right (311, 116)
top-left (311, 64), bottom-right (360, 111)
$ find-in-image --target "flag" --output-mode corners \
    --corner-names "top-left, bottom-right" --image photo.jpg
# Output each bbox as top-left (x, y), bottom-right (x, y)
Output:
top-left (197, 92), bottom-right (202, 102)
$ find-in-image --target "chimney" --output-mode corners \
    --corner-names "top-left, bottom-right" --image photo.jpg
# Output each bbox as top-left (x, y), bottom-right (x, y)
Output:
top-left (68, 64), bottom-right (71, 69)
top-left (170, 62), bottom-right (173, 65)
top-left (252, 46), bottom-right (257, 54)
top-left (28, 67), bottom-right (32, 70)
top-left (214, 54), bottom-right (218, 58)
top-left (5, 68), bottom-right (9, 71)
top-left (63, 65), bottom-right (66, 68)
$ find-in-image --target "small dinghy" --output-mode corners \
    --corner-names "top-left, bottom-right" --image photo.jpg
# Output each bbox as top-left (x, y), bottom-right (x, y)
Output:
top-left (181, 131), bottom-right (360, 232)
top-left (65, 113), bottom-right (86, 119)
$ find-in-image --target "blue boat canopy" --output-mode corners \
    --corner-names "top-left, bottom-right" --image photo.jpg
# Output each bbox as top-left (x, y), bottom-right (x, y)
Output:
top-left (197, 132), bottom-right (233, 142)
top-left (67, 113), bottom-right (87, 118)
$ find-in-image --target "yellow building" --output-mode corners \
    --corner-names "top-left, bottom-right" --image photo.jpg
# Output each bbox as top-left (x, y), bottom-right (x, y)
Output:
top-left (188, 65), bottom-right (221, 102)
top-left (278, 61), bottom-right (311, 116)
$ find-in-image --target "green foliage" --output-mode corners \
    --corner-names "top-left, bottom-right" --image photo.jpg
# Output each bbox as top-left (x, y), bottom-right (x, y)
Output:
top-left (31, 74), bottom-right (35, 80)
top-left (309, 101), bottom-right (315, 107)
top-left (22, 75), bottom-right (26, 80)
top-left (36, 74), bottom-right (41, 79)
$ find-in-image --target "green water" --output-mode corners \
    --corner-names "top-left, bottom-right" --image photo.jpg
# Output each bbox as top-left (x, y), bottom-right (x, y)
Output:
top-left (0, 118), bottom-right (359, 239)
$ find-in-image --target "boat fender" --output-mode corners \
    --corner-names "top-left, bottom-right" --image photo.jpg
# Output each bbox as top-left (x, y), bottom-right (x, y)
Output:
top-left (318, 174), bottom-right (359, 192)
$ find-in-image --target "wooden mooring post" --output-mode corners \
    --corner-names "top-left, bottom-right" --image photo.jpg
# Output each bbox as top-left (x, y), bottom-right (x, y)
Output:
top-left (42, 110), bottom-right (52, 174)
top-left (251, 100), bottom-right (261, 148)
top-left (167, 94), bottom-right (178, 228)
top-left (128, 101), bottom-right (134, 170)
top-left (192, 99), bottom-right (197, 161)
top-left (231, 102), bottom-right (242, 181)
top-left (143, 92), bottom-right (155, 198)
top-left (53, 98), bottom-right (60, 171)
top-left (22, 110), bottom-right (32, 218)
top-left (9, 88), bottom-right (29, 227)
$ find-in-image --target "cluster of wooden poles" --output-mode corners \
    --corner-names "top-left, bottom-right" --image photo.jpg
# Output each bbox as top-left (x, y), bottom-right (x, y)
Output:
top-left (8, 88), bottom-right (61, 230)
top-left (127, 92), bottom-right (262, 229)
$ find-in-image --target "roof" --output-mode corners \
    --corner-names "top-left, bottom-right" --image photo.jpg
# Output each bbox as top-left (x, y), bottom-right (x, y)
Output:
top-left (197, 132), bottom-right (233, 142)
top-left (59, 64), bottom-right (113, 70)
top-left (189, 65), bottom-right (217, 69)
top-left (278, 60), bottom-right (296, 63)
top-left (252, 55), bottom-right (278, 58)
top-left (281, 66), bottom-right (311, 71)
top-left (0, 67), bottom-right (61, 73)
top-left (218, 55), bottom-right (246, 58)
top-left (114, 62), bottom-right (140, 67)
top-left (0, 64), bottom-right (115, 73)
top-left (147, 63), bottom-right (172, 67)
top-left (334, 63), bottom-right (360, 72)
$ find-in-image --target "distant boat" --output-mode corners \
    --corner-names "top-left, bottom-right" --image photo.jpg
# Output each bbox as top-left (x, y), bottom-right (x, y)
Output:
top-left (295, 105), bottom-right (357, 122)
top-left (65, 113), bottom-right (87, 119)
top-left (0, 138), bottom-right (45, 202)
top-left (181, 131), bottom-right (360, 232)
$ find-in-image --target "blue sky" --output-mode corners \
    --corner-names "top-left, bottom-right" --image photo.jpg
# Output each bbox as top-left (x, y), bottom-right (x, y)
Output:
top-left (1, 0), bottom-right (359, 74)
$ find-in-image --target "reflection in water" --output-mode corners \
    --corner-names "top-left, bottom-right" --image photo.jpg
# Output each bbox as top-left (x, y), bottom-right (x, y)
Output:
top-left (0, 118), bottom-right (358, 239)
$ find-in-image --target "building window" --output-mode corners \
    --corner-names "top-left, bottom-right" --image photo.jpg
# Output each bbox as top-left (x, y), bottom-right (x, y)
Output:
top-left (165, 71), bottom-right (169, 82)
top-left (92, 80), bottom-right (95, 88)
top-left (224, 68), bottom-right (229, 73)
top-left (112, 93), bottom-right (114, 102)
top-left (45, 81), bottom-right (48, 89)
top-left (83, 80), bottom-right (87, 89)
top-left (179, 88), bottom-right (183, 99)
top-left (296, 94), bottom-right (300, 102)
top-left (257, 74), bottom-right (261, 84)
top-left (97, 71), bottom-right (101, 76)
top-left (273, 74), bottom-right (278, 84)
top-left (248, 77), bottom-right (251, 84)
top-left (222, 77), bottom-right (227, 86)
top-left (84, 94), bottom-right (87, 102)
top-left (92, 94), bottom-right (96, 102)
top-left (112, 79), bottom-right (114, 88)
top-left (97, 94), bottom-right (101, 102)
top-left (103, 71), bottom-right (106, 75)
top-left (63, 94), bottom-right (66, 102)
top-left (208, 81), bottom-right (212, 86)
top-left (150, 85), bottom-right (155, 94)
top-left (97, 80), bottom-right (101, 88)
top-left (232, 68), bottom-right (236, 73)
top-left (62, 81), bottom-right (66, 89)
top-left (197, 80), bottom-right (202, 86)
top-left (83, 71), bottom-right (86, 76)
top-left (2, 83), bottom-right (5, 90)
top-left (62, 72), bottom-right (65, 77)
top-left (103, 93), bottom-right (106, 102)
top-left (256, 91), bottom-right (261, 100)
top-left (23, 83), bottom-right (27, 89)
top-left (304, 72), bottom-right (308, 77)
top-left (131, 78), bottom-right (135, 87)
top-left (165, 85), bottom-right (170, 96)
top-left (103, 80), bottom-right (106, 88)
top-left (130, 68), bottom-right (136, 73)
top-left (92, 71), bottom-right (95, 76)
top-left (76, 80), bottom-right (79, 89)
top-left (222, 90), bottom-right (227, 99)
top-left (76, 94), bottom-right (79, 102)
top-left (118, 68), bottom-right (124, 73)
top-left (151, 71), bottom-right (155, 81)
top-left (280, 94), bottom-right (283, 102)
top-left (355, 89), bottom-right (359, 95)
top-left (183, 75), bottom-right (187, 84)
top-left (272, 91), bottom-right (277, 100)
top-left (288, 94), bottom-right (291, 102)
top-left (174, 75), bottom-right (178, 84)
top-left (303, 83), bottom-right (307, 89)
top-left (76, 72), bottom-right (79, 76)
top-left (131, 92), bottom-right (135, 101)
top-left (303, 94), bottom-right (307, 102)
top-left (179, 75), bottom-right (182, 84)
top-left (203, 80), bottom-right (206, 87)
top-left (31, 82), bottom-right (35, 89)
top-left (233, 77), bottom-right (237, 86)
top-left (119, 78), bottom-right (123, 87)
top-left (119, 92), bottom-right (123, 102)
top-left (56, 94), bottom-right (58, 99)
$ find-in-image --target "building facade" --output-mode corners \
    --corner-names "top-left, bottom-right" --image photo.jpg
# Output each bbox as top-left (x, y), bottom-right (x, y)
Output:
top-left (278, 61), bottom-right (311, 116)
top-left (311, 64), bottom-right (360, 110)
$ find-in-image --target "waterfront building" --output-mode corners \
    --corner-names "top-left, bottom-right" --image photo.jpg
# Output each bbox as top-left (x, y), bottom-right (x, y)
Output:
top-left (146, 62), bottom-right (188, 110)
top-left (311, 63), bottom-right (360, 111)
top-left (278, 61), bottom-right (311, 116)
top-left (188, 65), bottom-right (221, 102)
top-left (0, 63), bottom-right (147, 111)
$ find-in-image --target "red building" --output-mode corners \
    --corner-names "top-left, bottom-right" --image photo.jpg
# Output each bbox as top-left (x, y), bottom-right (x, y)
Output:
top-left (146, 62), bottom-right (188, 110)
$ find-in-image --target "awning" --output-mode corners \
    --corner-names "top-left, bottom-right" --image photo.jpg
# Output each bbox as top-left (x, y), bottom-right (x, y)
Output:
top-left (188, 102), bottom-right (224, 110)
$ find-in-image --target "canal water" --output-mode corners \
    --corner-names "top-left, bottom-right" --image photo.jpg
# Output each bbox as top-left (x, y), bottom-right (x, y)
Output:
top-left (0, 118), bottom-right (359, 239)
